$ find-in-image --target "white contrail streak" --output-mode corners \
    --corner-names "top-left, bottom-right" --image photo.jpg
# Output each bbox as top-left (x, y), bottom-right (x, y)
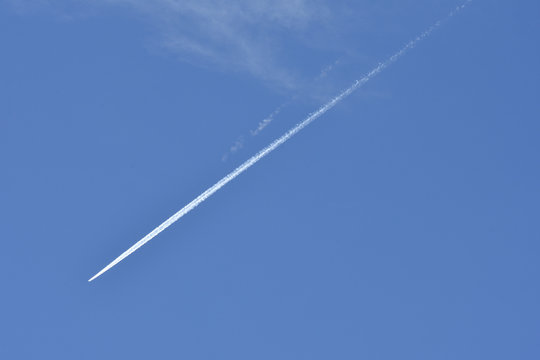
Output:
top-left (89, 1), bottom-right (471, 282)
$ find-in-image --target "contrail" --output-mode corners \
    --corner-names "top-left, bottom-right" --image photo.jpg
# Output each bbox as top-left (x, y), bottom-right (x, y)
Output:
top-left (89, 1), bottom-right (471, 282)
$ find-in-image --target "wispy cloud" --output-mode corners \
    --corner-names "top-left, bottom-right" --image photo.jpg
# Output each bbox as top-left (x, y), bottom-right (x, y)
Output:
top-left (7, 0), bottom-right (332, 88)
top-left (221, 136), bottom-right (245, 162)
top-left (99, 0), bottom-right (331, 88)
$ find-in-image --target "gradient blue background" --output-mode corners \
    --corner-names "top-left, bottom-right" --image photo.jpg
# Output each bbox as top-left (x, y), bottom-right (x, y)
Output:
top-left (1, 1), bottom-right (539, 359)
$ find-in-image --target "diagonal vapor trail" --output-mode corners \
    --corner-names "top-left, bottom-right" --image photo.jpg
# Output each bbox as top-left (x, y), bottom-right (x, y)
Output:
top-left (89, 1), bottom-right (472, 282)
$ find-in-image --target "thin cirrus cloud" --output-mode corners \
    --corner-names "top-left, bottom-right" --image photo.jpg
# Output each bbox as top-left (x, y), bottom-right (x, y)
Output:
top-left (100, 0), bottom-right (332, 89)
top-left (8, 0), bottom-right (335, 88)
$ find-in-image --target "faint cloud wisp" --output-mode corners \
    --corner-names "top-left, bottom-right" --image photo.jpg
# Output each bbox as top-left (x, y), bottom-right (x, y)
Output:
top-left (106, 0), bottom-right (330, 88)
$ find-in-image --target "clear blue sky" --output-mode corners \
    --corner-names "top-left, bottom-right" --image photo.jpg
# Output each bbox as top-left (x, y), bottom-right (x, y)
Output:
top-left (1, 1), bottom-right (539, 358)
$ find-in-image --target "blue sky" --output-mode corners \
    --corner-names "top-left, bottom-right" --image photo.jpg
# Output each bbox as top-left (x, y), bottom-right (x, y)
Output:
top-left (1, 1), bottom-right (539, 359)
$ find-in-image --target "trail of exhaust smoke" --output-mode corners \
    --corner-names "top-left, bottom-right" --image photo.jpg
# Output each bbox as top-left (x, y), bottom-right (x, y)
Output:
top-left (89, 1), bottom-right (471, 282)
